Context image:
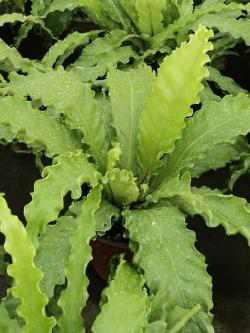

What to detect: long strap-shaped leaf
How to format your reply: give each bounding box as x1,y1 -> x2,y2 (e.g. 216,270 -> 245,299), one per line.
9,68 -> 111,171
152,1 -> 248,48
92,260 -> 149,333
25,151 -> 100,240
58,187 -> 101,333
0,196 -> 55,332
43,0 -> 113,29
108,66 -> 153,173
42,31 -> 100,67
0,13 -> 53,39
126,205 -> 213,332
138,26 -> 213,179
70,30 -> 137,83
194,10 -> 250,46
177,186 -> 250,242
0,96 -> 81,157
135,0 -> 166,35
35,216 -> 75,298
159,93 -> 250,186
150,175 -> 250,243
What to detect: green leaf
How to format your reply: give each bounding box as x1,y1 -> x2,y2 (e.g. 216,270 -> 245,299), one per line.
92,260 -> 149,333
126,204 -> 213,332
229,154 -> 250,190
35,216 -> 75,298
135,0 -> 166,35
0,13 -> 27,26
191,138 -> 249,178
70,30 -> 137,83
160,94 -> 250,184
58,187 -> 101,333
25,151 -> 100,240
138,26 -> 213,178
108,66 -> 153,173
194,13 -> 250,46
0,38 -> 32,72
0,195 -> 55,332
177,186 -> 250,242
44,0 -> 111,29
9,68 -> 111,170
0,14 -> 53,40
0,96 -> 81,157
42,31 -> 100,67
152,1 -> 246,48
15,22 -> 35,48
208,67 -> 246,95
0,303 -> 20,333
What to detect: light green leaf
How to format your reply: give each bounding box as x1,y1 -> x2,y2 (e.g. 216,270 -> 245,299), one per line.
92,260 -> 149,333
135,0 -> 166,35
0,303 -> 20,333
35,216 -> 75,298
167,305 -> 202,333
31,0 -> 53,16
119,0 -> 138,28
126,205 -> 213,332
9,68 -> 111,170
106,142 -> 122,171
178,0 -> 194,16
96,200 -> 120,234
105,168 -> 140,206
0,96 -> 81,157
101,0 -> 134,31
70,30 -> 137,83
0,196 -> 55,332
108,66 -> 153,173
42,31 -> 100,67
160,94 -> 250,184
138,26 -> 213,178
25,151 -> 100,240
58,187 -> 101,333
